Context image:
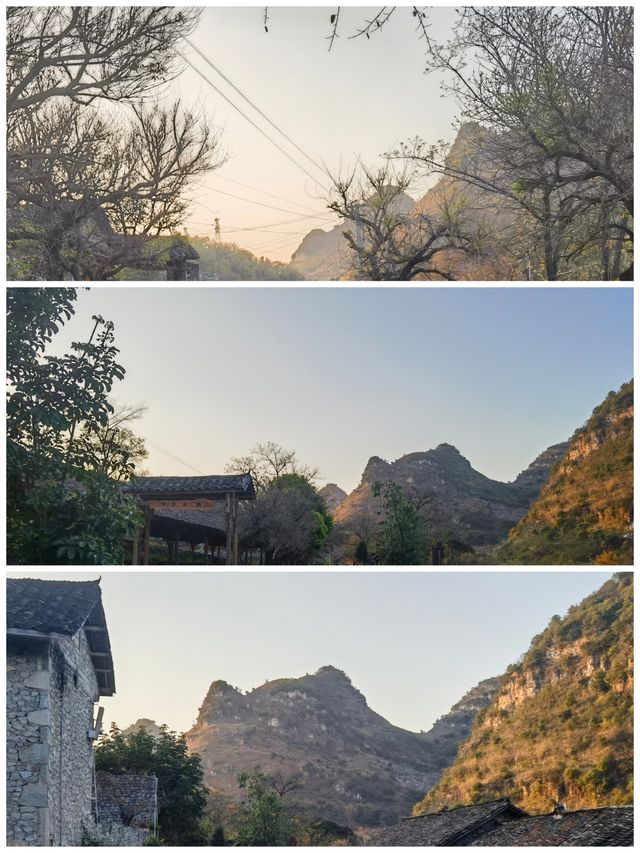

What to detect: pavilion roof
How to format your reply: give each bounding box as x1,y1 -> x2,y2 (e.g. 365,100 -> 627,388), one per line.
123,474 -> 255,502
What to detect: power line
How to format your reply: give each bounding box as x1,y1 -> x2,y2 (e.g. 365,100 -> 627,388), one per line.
185,37 -> 329,181
144,437 -> 206,476
183,55 -> 328,191
211,173 -> 324,215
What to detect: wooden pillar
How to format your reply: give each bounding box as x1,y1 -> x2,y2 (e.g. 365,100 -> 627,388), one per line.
132,530 -> 141,566
142,506 -> 153,566
204,542 -> 209,565
232,493 -> 239,565
225,493 -> 232,565
173,535 -> 180,565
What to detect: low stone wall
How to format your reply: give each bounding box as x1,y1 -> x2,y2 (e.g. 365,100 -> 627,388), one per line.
95,772 -> 158,830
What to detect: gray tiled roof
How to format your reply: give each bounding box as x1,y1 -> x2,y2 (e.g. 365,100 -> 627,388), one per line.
7,578 -> 115,696
472,806 -> 634,846
7,578 -> 102,635
123,474 -> 255,500
372,800 -> 527,846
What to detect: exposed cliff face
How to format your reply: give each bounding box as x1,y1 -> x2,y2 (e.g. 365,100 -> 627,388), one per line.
334,442 -> 567,547
501,381 -> 633,564
419,677 -> 502,766
415,573 -> 633,816
185,666 -> 496,830
320,483 -> 348,514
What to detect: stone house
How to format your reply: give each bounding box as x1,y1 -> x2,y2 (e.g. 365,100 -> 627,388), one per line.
6,578 -> 115,846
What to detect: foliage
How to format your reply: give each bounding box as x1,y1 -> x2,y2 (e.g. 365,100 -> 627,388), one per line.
71,402 -> 149,481
416,573 -> 633,814
6,288 -> 142,564
500,381 -> 633,565
95,724 -> 209,846
237,772 -> 292,846
242,473 -> 333,564
120,237 -> 305,281
373,481 -> 429,565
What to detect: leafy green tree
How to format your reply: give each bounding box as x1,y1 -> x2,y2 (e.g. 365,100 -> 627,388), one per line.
373,481 -> 429,565
6,288 -> 142,564
237,772 -> 292,847
71,402 -> 149,480
95,724 -> 208,846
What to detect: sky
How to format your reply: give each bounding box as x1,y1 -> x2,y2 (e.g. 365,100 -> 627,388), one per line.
166,6 -> 461,259
42,286 -> 633,493
6,570 -> 615,734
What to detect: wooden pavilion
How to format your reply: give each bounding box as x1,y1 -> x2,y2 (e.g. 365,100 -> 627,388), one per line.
122,474 -> 255,565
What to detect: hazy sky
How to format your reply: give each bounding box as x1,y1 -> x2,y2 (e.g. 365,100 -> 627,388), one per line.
43,286 -> 633,493
7,571 -> 615,733
170,6 -> 461,259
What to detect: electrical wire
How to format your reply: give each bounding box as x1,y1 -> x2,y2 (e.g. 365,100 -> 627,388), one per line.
185,37 -> 329,181
183,55 -> 328,191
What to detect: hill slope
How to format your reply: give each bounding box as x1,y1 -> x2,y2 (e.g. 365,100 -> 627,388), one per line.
500,381 -> 633,564
185,665 -> 497,830
415,573 -> 633,816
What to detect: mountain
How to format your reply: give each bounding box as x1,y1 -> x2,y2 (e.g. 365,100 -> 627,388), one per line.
500,381 -> 633,564
319,483 -> 348,513
415,573 -> 633,816
185,665 -> 497,830
333,442 -> 568,548
289,124 -> 516,281
121,718 -> 164,738
290,190 -> 415,280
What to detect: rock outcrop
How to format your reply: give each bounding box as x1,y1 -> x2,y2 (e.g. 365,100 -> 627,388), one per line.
185,665 -> 498,830
334,442 -> 567,547
319,483 -> 348,514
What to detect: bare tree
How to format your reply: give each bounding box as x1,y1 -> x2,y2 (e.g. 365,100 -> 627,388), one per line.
7,7 -> 224,280
328,160 -> 488,280
390,6 -> 633,280
7,6 -> 200,114
226,441 -> 320,493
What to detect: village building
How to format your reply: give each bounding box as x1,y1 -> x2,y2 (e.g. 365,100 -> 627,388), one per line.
372,799 -> 528,846
123,473 -> 256,565
6,578 -> 115,846
471,804 -> 634,846
372,799 -> 634,847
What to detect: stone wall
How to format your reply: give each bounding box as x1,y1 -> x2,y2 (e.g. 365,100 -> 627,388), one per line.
48,631 -> 100,846
96,772 -> 157,830
6,630 -> 100,847
6,637 -> 51,846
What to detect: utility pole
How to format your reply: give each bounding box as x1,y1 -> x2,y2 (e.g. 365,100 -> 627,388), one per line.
214,217 -> 221,241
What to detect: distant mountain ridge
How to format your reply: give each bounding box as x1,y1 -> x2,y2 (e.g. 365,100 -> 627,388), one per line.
183,665 -> 498,830
333,441 -> 568,547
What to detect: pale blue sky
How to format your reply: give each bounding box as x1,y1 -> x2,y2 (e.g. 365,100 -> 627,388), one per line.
45,287 -> 633,492
7,571 -> 616,733
169,7 -> 461,259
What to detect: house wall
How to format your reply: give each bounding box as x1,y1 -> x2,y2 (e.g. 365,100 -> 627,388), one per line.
48,631 -> 100,846
6,637 -> 52,846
